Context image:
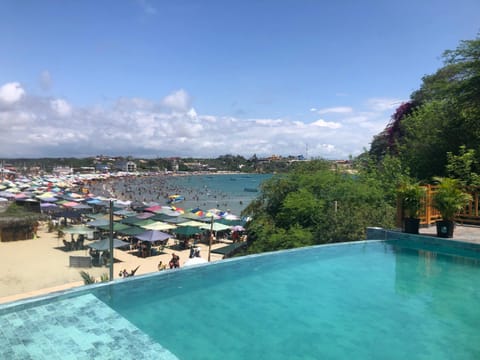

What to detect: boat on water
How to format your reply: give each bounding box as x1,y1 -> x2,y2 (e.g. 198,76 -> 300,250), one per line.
167,194 -> 185,204
244,187 -> 258,192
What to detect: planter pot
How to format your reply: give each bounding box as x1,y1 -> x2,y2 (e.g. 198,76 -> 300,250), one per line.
403,218 -> 420,234
436,220 -> 455,238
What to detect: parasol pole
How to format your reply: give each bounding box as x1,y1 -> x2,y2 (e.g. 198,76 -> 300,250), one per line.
208,215 -> 214,262
109,200 -> 114,281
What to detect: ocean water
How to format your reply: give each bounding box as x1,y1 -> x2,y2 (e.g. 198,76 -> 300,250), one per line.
164,173 -> 271,215
96,173 -> 272,216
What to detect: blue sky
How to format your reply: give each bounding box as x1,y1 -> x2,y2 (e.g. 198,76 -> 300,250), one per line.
0,0 -> 479,159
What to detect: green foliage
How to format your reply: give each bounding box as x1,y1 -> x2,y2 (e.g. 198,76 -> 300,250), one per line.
244,160 -> 395,253
432,177 -> 472,221
368,34 -> 480,182
79,271 -> 96,285
446,146 -> 480,186
100,273 -> 109,282
398,100 -> 453,180
358,153 -> 410,206
397,180 -> 425,218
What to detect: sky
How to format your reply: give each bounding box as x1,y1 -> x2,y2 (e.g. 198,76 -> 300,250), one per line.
0,1 -> 479,160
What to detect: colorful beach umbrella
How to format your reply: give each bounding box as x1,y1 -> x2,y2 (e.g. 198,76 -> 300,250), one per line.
142,221 -> 177,231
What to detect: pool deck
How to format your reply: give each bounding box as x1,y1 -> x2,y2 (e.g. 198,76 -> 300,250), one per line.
418,223 -> 480,244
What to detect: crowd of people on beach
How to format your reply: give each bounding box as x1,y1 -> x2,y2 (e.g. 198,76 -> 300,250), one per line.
84,173 -> 254,215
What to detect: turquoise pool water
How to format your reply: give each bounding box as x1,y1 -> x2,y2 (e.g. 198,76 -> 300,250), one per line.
2,237 -> 480,359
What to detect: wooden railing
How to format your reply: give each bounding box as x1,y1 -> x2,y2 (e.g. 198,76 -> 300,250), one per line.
419,185 -> 441,225
398,185 -> 480,226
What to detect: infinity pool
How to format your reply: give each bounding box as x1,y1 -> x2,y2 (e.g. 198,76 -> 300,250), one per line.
2,234 -> 480,359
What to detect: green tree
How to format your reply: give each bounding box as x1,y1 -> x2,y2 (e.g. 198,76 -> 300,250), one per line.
399,100 -> 454,180
368,34 -> 480,181
243,160 -> 395,253
446,146 -> 480,186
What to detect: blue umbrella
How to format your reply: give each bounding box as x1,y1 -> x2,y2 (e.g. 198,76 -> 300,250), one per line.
87,238 -> 130,251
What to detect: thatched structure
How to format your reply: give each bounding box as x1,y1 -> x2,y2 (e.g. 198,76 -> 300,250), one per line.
0,204 -> 42,242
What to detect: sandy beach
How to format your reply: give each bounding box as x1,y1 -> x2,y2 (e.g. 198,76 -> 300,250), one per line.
0,221 -> 227,304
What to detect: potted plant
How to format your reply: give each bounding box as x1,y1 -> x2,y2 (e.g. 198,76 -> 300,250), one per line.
398,181 -> 425,234
432,177 -> 472,238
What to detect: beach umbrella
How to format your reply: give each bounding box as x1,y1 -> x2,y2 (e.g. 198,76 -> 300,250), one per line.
160,217 -> 188,225
14,193 -> 29,199
145,204 -> 163,213
121,216 -> 145,225
88,238 -> 130,251
63,225 -> 93,235
85,198 -> 103,205
231,225 -> 245,231
40,202 -> 57,208
114,209 -> 137,217
38,197 -> 58,202
172,226 -> 206,237
87,219 -> 110,227
135,219 -> 157,228
37,192 -> 58,199
160,208 -> 183,216
179,212 -> 201,221
142,221 -> 177,231
116,226 -> 145,236
0,191 -> 14,198
72,203 -> 93,213
97,222 -> 131,232
170,206 -> 184,214
178,220 -> 205,227
114,199 -> 131,207
199,222 -> 231,232
136,230 -> 170,242
62,201 -> 80,208
130,201 -> 145,210
136,212 -> 155,219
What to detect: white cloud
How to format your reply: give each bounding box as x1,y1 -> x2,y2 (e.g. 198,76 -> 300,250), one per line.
50,99 -> 72,117
187,108 -> 197,119
254,119 -> 283,126
161,89 -> 191,112
316,106 -> 353,115
0,82 -> 25,104
311,119 -> 342,129
366,98 -> 403,112
0,83 -> 401,160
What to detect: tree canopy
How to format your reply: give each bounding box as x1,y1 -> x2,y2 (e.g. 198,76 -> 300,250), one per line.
242,160 -> 395,253
369,34 -> 480,182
